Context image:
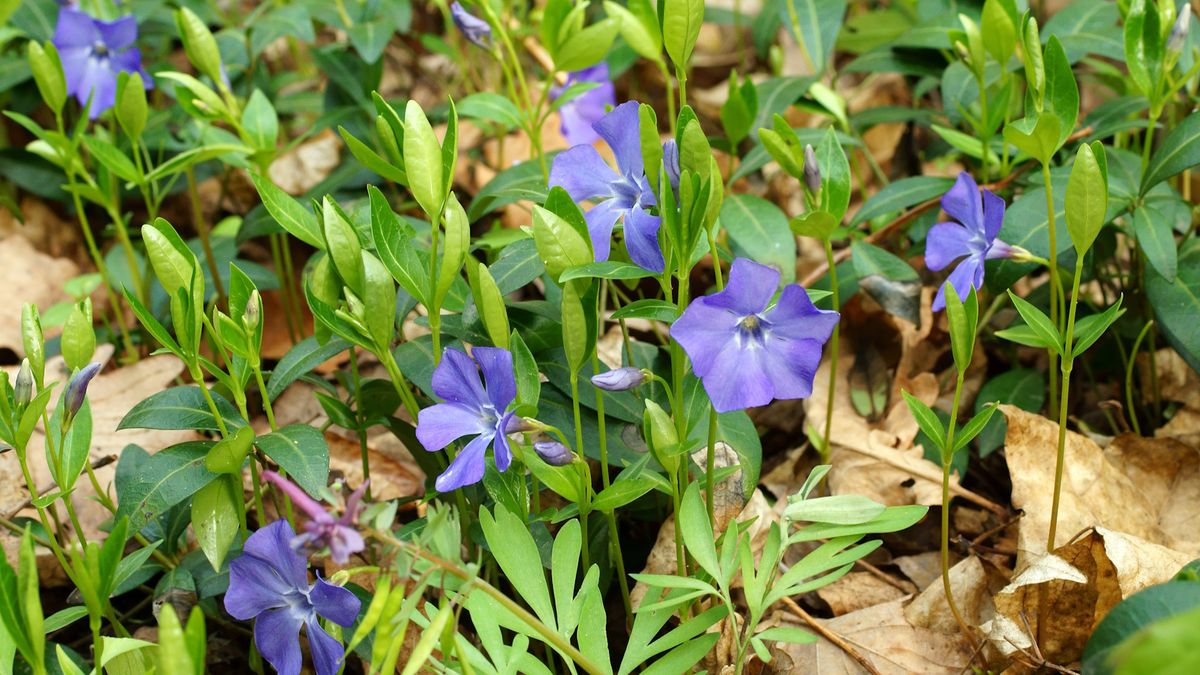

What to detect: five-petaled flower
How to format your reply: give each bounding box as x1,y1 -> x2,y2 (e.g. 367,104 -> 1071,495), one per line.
549,100 -> 666,273
925,172 -> 1015,311
224,520 -> 361,675
416,347 -> 520,491
53,8 -> 151,119
261,471 -> 366,565
450,2 -> 491,48
550,64 -> 615,146
671,258 -> 839,413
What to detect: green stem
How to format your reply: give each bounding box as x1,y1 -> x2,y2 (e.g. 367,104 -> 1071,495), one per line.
940,370 -> 976,652
569,371 -> 590,573
704,407 -> 718,527
659,59 -> 677,132
380,347 -> 423,421
1125,321 -> 1154,437
1042,162 -> 1061,415
821,240 -> 840,463
1047,258 -> 1084,552
978,73 -> 991,183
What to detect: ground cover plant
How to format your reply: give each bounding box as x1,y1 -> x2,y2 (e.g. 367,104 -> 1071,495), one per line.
3,0 -> 1200,672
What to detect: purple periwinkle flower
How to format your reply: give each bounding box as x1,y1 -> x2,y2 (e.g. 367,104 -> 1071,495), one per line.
450,2 -> 491,48
550,64 -> 616,146
416,347 -> 519,492
64,362 -> 101,421
925,172 -> 1014,312
261,471 -> 365,565
52,8 -> 151,119
550,101 -> 666,273
224,520 -> 361,675
533,440 -> 574,466
591,367 -> 645,392
670,259 -> 839,413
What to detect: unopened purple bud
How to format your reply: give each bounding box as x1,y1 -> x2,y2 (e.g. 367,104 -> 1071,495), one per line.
591,367 -> 645,392
65,362 -> 101,420
803,144 -> 821,194
450,2 -> 491,48
534,440 -> 574,466
14,359 -> 32,409
1169,6 -> 1191,56
662,139 -> 681,193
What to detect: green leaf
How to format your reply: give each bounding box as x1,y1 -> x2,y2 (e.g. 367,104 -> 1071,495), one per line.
953,403 -> 999,453
468,157 -> 549,220
1082,581 -> 1200,674
662,0 -> 704,67
1042,35 -> 1079,151
249,173 -> 324,249
510,330 -> 541,414
591,477 -> 657,512
255,425 -> 330,497
850,176 -> 953,226
561,281 -> 591,373
533,203 -> 592,281
943,284 -> 978,373
340,125 -> 407,184
118,386 -> 245,432
815,128 -> 851,220
1065,142 -> 1107,253
1131,203 -> 1178,282
721,194 -> 795,282
785,0 -> 846,74
241,89 -> 279,152
1004,291 -> 1063,356
555,18 -> 619,71
266,336 -> 351,400
192,475 -> 240,572
1142,111 -> 1200,195
1147,238 -> 1200,373
115,442 -> 219,531
901,390 -> 945,451
457,92 -> 523,129
559,261 -> 655,283
83,136 -> 139,183
403,101 -> 445,219
610,299 -> 679,322
369,185 -> 429,303
322,197 -> 365,294
974,368 -> 1044,456
205,426 -> 255,474
1072,298 -> 1124,358
604,0 -> 661,61
479,507 -> 556,630
679,483 -> 720,579
784,494 -> 885,525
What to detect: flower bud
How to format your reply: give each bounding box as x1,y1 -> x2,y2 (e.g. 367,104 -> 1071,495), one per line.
65,362 -> 101,422
803,144 -> 821,195
28,41 -> 66,114
14,359 -> 33,410
643,399 -> 678,454
662,139 -> 681,193
591,367 -> 646,392
533,440 -> 574,466
1169,5 -> 1192,57
175,7 -> 225,88
242,289 -> 261,331
450,2 -> 492,49
21,304 -> 44,387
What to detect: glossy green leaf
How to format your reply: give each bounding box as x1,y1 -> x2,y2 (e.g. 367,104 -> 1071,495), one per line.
192,475 -> 240,571
255,424 -> 330,497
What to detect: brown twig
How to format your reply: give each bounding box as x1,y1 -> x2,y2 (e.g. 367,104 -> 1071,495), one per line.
781,596 -> 883,675
800,126 -> 1095,288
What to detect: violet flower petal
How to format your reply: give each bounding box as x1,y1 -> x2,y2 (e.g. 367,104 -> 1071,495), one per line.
431,348 -> 488,407
262,471 -> 330,524
549,144 -> 619,201
940,172 -> 984,234
584,199 -> 623,262
492,420 -> 513,472
624,205 -> 665,273
305,616 -> 347,675
253,607 -> 305,675
434,432 -> 491,492
416,401 -> 490,451
475,346 -> 516,411
705,258 -> 778,315
594,101 -> 644,177
224,555 -> 294,619
310,577 -> 361,626
981,188 -> 1005,240
932,254 -> 985,311
241,520 -> 309,590
924,222 -> 973,271
765,286 -> 840,343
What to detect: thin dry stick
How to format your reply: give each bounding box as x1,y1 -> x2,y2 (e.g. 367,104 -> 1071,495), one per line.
781,596 -> 882,675
834,436 -> 1006,516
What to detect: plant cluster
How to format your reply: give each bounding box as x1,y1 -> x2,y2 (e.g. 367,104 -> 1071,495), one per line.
1,0 -> 1199,673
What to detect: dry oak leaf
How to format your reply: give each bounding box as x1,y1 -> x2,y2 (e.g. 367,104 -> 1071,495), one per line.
904,556 -> 1008,634
269,129 -> 342,195
777,596 -> 973,674
817,571 -> 908,616
981,528 -> 1193,669
1001,405 -> 1200,568
0,234 -> 79,354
